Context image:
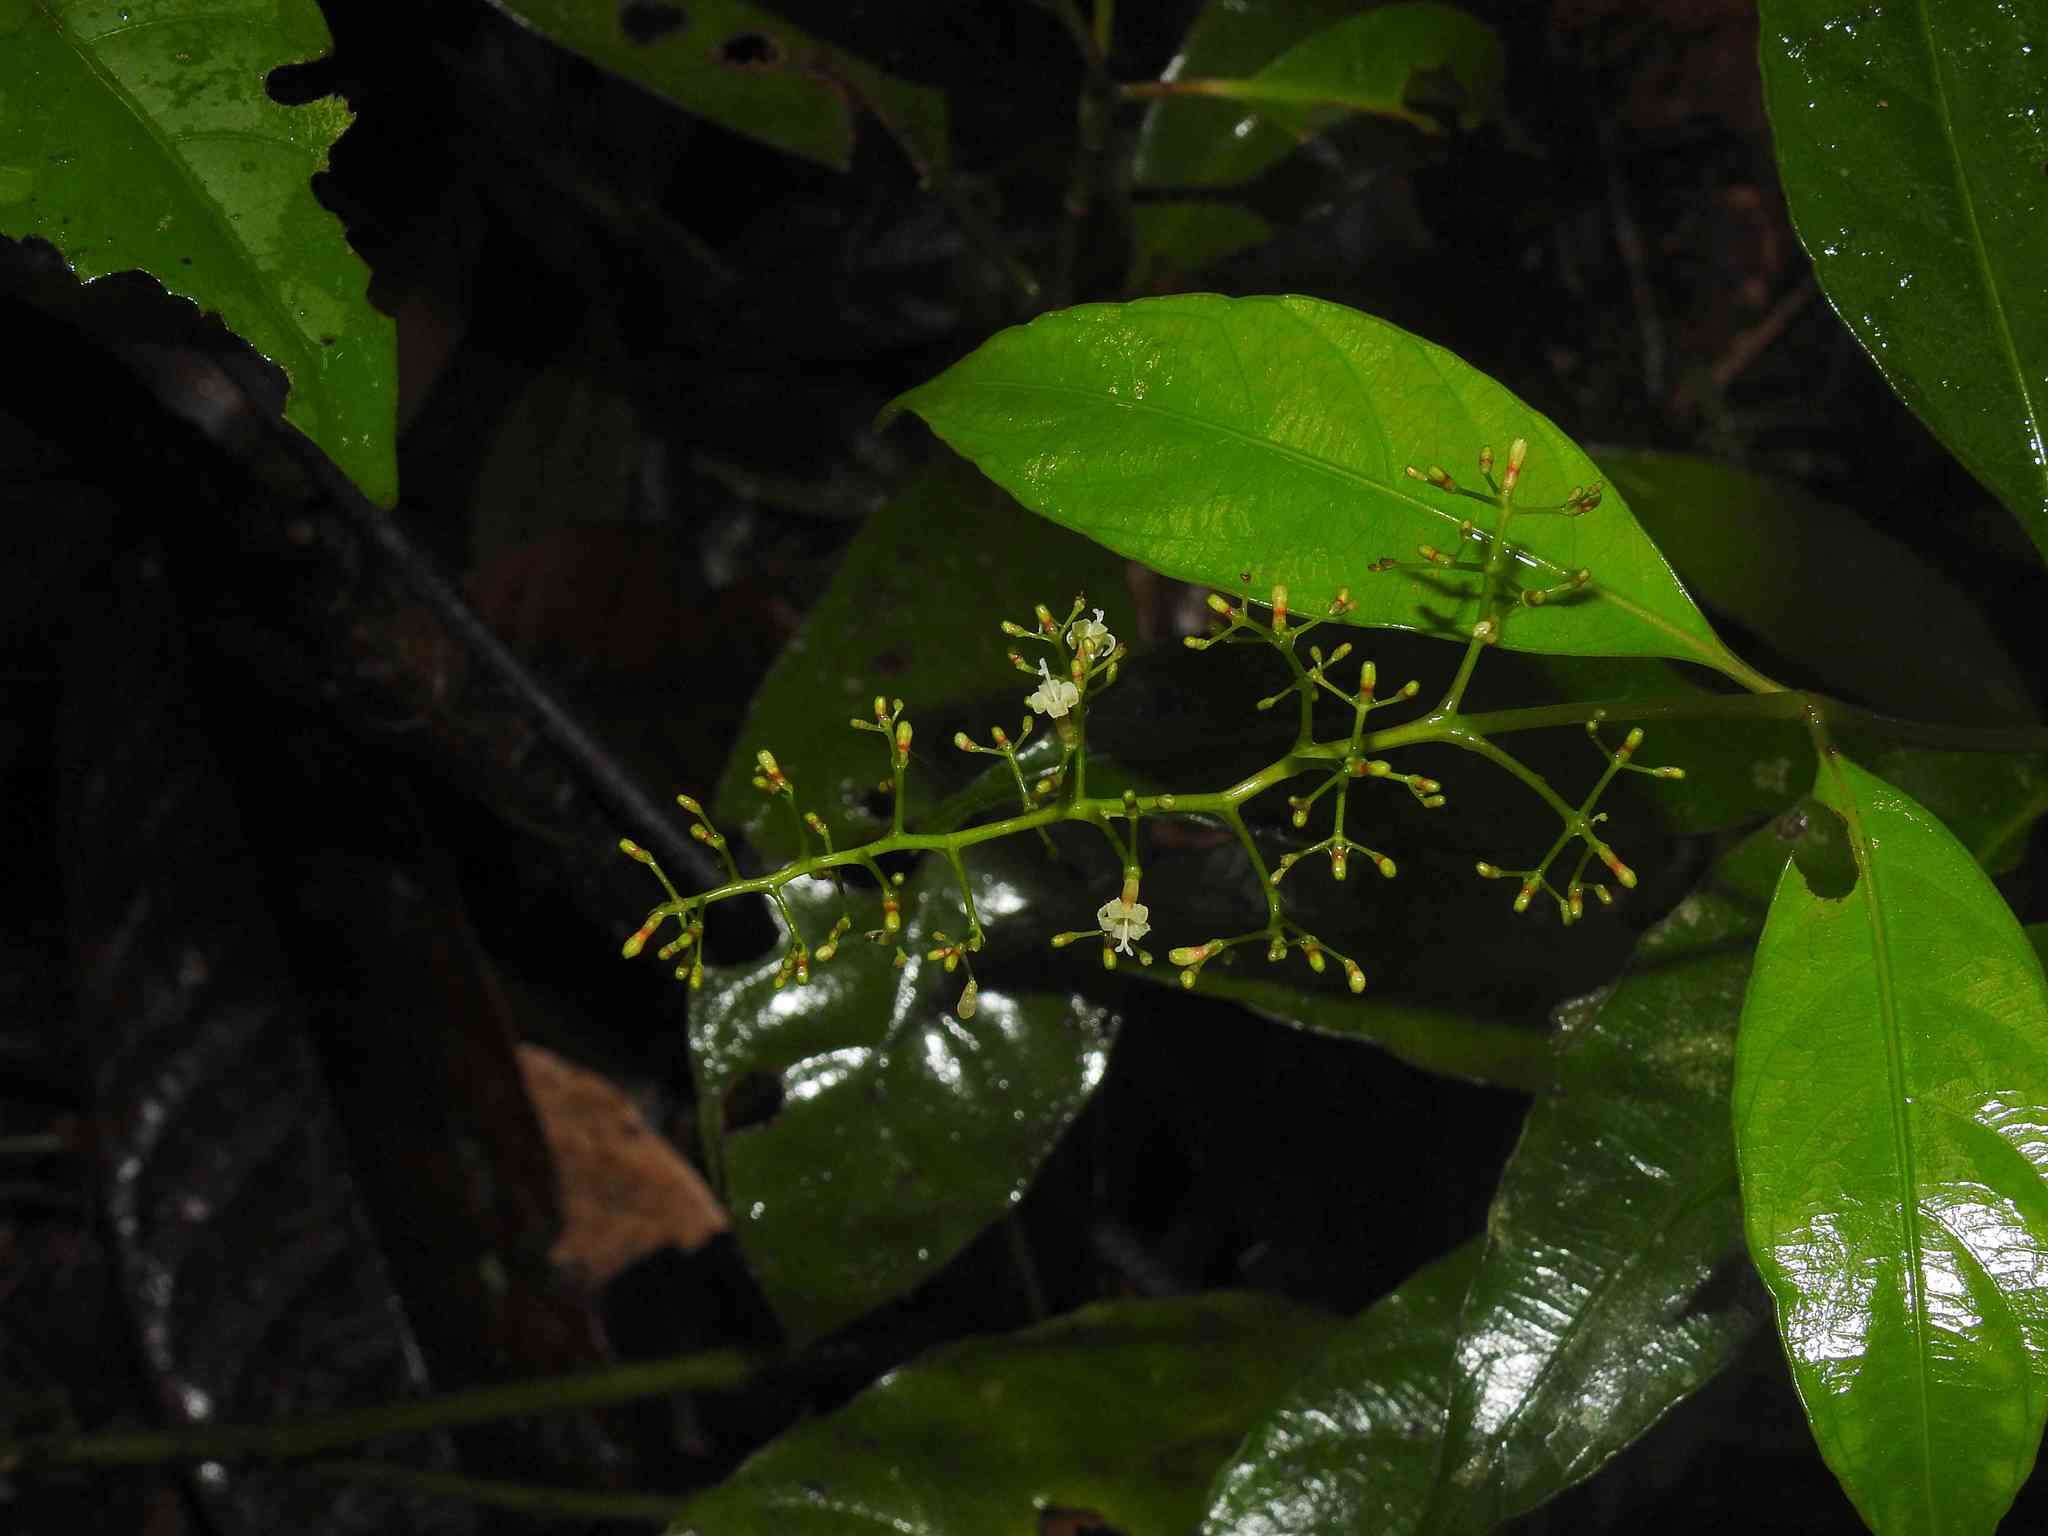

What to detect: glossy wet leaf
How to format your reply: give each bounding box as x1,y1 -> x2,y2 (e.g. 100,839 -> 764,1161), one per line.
1202,832 -> 1781,1534
1127,201 -> 1273,292
676,1291 -> 1338,1535
1735,754 -> 2048,1535
1595,450 -> 2034,722
481,0 -> 946,176
1201,1242 -> 1480,1536
691,862 -> 1112,1348
893,295 -> 1742,671
684,463 -> 1129,1345
1759,0 -> 2048,562
1417,828 -> 1782,1531
1133,2 -> 1503,189
0,0 -> 397,502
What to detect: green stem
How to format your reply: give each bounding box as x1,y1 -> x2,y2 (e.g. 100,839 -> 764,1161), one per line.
6,1351 -> 757,1471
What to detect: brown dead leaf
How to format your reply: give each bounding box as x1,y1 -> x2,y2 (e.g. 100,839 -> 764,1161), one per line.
517,1043 -> 728,1288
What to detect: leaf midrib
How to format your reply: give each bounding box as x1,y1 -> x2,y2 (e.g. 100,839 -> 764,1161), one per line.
945,375 -> 1733,670
1914,0 -> 2048,513
38,0 -> 314,383
1824,751 -> 1939,1533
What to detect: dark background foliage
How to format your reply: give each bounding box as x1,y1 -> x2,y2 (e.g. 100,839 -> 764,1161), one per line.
3,1 -> 2038,1531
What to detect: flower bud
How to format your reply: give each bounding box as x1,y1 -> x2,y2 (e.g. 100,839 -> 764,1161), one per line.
956,979 -> 978,1020
619,839 -> 653,864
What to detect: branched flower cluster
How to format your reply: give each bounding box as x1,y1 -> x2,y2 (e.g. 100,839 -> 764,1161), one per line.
620,437 -> 1685,1014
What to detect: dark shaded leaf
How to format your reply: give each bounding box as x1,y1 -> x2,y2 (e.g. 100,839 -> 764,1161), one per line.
58,548 -> 463,1534
1134,2 -> 1502,188
1760,0 -> 2048,561
678,1292 -> 1339,1535
1596,449 -> 2034,722
480,0 -> 947,175
1127,201 -> 1273,291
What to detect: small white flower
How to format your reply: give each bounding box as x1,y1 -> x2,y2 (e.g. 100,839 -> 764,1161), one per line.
1067,607 -> 1114,657
1096,894 -> 1150,954
1026,659 -> 1081,718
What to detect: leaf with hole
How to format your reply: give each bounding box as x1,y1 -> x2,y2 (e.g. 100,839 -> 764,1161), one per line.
1759,0 -> 2048,563
892,294 -> 1746,672
480,0 -> 947,176
684,462 -> 1131,1345
1735,754 -> 2048,1535
0,0 -> 397,502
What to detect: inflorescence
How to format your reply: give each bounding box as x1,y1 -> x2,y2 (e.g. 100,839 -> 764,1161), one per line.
620,438 -> 1684,1014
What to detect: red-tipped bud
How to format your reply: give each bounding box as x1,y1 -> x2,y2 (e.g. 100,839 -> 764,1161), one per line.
676,792 -> 703,815
619,838 -> 653,864
621,919 -> 659,959
1600,848 -> 1638,888
1344,959 -> 1366,994
1206,592 -> 1234,616
1514,882 -> 1537,913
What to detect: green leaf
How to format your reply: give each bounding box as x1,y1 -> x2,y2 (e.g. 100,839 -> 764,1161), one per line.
1204,831 -> 1782,1535
892,294 -> 1744,671
677,1292 -> 1340,1536
1127,201 -> 1274,292
0,0 -> 397,502
1202,1242 -> 1481,1536
1418,828 -> 1781,1531
1595,450 -> 2034,722
684,462 -> 1131,1345
1735,753 -> 2048,1534
479,0 -> 946,176
1133,2 -> 1503,189
1759,0 -> 2048,563
691,862 -> 1113,1348
1856,741 -> 2048,880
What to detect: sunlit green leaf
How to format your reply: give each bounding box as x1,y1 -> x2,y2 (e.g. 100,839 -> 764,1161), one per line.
0,0 -> 397,502
1759,0 -> 2048,562
1735,754 -> 2048,1534
1134,2 -> 1503,189
677,1292 -> 1339,1535
682,463 -> 1130,1345
1201,1242 -> 1480,1536
480,0 -> 946,175
892,295 -> 1746,672
1596,449 -> 2034,722
1127,201 -> 1273,292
